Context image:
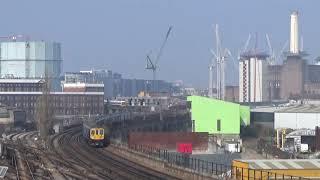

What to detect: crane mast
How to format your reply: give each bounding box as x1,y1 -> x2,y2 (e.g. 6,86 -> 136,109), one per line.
210,24 -> 227,100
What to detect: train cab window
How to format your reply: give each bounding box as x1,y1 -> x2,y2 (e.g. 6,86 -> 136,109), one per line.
91,130 -> 95,135
99,129 -> 104,135
96,130 -> 99,135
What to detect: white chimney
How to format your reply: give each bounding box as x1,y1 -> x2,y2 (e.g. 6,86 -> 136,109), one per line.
290,11 -> 299,54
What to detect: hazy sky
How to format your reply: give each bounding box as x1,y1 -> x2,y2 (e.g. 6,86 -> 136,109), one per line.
1,0 -> 319,88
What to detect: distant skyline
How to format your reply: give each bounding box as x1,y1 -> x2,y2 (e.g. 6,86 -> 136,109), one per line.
0,0 -> 319,88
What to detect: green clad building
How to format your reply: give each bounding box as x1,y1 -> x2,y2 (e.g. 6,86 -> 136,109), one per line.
187,96 -> 250,135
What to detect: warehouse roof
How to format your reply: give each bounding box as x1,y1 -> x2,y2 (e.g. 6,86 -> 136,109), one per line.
276,104 -> 320,113
252,104 -> 320,113
236,159 -> 320,170
251,106 -> 286,113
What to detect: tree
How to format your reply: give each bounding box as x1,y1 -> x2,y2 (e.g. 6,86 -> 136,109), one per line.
35,71 -> 54,146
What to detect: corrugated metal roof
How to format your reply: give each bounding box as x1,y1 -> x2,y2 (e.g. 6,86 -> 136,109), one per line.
276,104 -> 320,113
252,105 -> 320,113
251,106 -> 286,113
238,159 -> 320,169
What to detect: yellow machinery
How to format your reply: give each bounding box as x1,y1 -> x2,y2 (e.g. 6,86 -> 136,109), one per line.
276,128 -> 286,149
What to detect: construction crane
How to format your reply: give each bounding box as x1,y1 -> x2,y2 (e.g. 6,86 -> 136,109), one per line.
265,34 -> 290,66
266,34 -> 275,65
209,24 -> 229,100
146,26 -> 173,92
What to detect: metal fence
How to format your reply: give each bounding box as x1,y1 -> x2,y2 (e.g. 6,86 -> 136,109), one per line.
116,143 -> 311,180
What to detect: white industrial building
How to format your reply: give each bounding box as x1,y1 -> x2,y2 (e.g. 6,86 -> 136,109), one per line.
251,104 -> 320,130
274,105 -> 320,129
239,51 -> 270,103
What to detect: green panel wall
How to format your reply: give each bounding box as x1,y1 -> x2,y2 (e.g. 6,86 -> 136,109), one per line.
187,96 -> 241,134
240,105 -> 250,126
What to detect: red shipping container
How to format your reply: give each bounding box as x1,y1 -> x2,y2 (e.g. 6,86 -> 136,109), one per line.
177,143 -> 192,154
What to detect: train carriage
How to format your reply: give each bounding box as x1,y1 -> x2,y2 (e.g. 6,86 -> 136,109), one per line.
82,118 -> 110,147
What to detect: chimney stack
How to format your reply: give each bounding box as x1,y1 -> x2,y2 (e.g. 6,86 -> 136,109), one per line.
290,11 -> 299,54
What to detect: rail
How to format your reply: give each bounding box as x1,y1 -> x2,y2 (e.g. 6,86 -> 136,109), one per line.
12,153 -> 20,180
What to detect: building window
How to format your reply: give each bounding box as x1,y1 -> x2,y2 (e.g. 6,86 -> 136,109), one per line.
217,119 -> 221,132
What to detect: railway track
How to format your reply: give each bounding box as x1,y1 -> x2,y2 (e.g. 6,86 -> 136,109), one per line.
5,127 -> 181,180
53,127 -> 180,180
6,131 -> 55,180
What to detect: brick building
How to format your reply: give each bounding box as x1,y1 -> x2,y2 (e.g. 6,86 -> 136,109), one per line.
0,79 -> 104,121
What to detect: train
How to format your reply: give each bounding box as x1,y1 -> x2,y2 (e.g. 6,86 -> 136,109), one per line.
82,117 -> 110,147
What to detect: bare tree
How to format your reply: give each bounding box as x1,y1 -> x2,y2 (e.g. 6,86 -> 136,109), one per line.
35,70 -> 54,146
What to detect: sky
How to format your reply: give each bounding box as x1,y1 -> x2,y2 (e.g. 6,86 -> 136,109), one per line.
0,0 -> 319,88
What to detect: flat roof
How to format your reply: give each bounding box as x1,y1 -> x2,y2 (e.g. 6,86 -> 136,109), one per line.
236,159 -> 320,170
251,106 -> 286,113
63,83 -> 104,88
252,104 -> 320,113
0,79 -> 44,83
0,92 -> 104,95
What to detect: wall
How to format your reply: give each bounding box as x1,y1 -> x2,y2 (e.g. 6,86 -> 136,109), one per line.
0,93 -> 104,121
251,111 -> 274,129
316,126 -> 320,151
268,65 -> 281,100
274,112 -> 320,129
225,86 -> 239,102
240,105 -> 250,126
187,96 -> 248,135
128,132 -> 208,151
280,57 -> 305,100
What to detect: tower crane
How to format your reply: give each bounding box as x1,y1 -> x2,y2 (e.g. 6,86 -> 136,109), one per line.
145,26 -> 173,92
209,24 -> 229,100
